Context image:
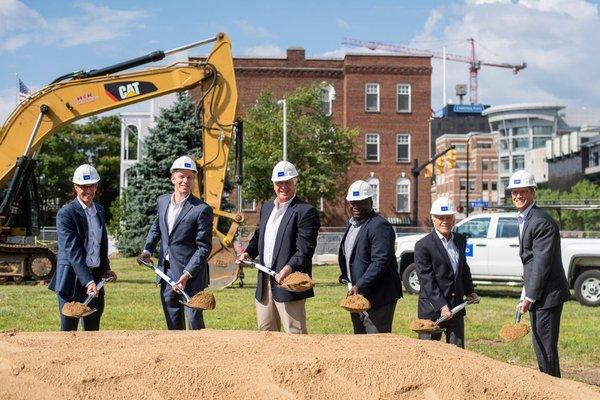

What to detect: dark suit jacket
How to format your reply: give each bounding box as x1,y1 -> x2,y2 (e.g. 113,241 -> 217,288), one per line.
49,200 -> 110,299
520,204 -> 570,310
144,193 -> 213,296
414,231 -> 475,320
338,211 -> 402,308
246,196 -> 320,302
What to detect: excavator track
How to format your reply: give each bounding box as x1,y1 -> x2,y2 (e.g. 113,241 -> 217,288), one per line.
0,243 -> 56,283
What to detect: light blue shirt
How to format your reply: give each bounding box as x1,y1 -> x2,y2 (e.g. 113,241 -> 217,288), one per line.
435,229 -> 459,276
517,202 -> 535,239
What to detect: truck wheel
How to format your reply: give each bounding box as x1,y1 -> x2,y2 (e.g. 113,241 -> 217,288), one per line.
574,270 -> 600,307
402,263 -> 420,294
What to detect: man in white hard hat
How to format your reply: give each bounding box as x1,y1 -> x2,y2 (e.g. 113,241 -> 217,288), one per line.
338,180 -> 403,334
236,161 -> 320,334
49,164 -> 117,331
138,155 -> 213,330
414,196 -> 478,348
508,170 -> 569,377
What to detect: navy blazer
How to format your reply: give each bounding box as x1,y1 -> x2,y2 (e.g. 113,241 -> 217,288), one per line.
414,231 -> 475,320
520,205 -> 570,310
338,211 -> 402,308
49,200 -> 110,299
246,196 -> 320,302
144,193 -> 213,296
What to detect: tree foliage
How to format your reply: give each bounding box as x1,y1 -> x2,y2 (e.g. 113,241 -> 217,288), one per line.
115,93 -> 202,256
242,84 -> 357,207
536,180 -> 600,231
36,115 -> 120,225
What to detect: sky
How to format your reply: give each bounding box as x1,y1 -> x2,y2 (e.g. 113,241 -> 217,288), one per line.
2,0 -> 600,123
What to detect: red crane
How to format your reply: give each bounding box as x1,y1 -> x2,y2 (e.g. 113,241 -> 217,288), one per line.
342,38 -> 527,104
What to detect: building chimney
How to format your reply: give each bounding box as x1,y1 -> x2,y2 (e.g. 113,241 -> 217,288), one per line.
287,47 -> 305,61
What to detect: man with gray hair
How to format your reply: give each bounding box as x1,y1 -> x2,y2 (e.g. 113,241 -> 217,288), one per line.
237,161 -> 320,334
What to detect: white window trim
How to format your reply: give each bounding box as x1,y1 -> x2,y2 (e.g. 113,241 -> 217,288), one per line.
321,83 -> 335,117
395,177 -> 410,213
365,133 -> 380,163
396,84 -> 411,113
366,177 -> 380,212
241,198 -> 256,212
365,83 -> 380,112
396,133 -> 411,163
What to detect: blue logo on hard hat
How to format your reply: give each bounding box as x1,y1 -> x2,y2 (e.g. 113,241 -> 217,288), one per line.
278,171 -> 284,177
353,191 -> 360,196
515,179 -> 521,184
184,162 -> 192,168
441,206 -> 448,211
83,175 -> 91,180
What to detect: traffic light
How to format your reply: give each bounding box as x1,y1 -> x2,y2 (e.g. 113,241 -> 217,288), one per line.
435,156 -> 445,175
424,164 -> 433,178
446,149 -> 457,169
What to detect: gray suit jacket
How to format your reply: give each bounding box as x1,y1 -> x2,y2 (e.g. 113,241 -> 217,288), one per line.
144,193 -> 213,295
520,204 -> 570,310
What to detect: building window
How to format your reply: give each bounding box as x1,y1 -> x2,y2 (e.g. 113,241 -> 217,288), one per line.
513,155 -> 525,170
396,84 -> 411,113
125,124 -> 138,160
365,134 -> 380,162
241,198 -> 256,212
492,182 -> 498,191
460,179 -> 476,191
492,160 -> 498,172
396,177 -> 410,212
482,160 -> 489,171
321,83 -> 335,116
396,134 -> 410,163
454,144 -> 466,152
365,83 -> 379,112
482,182 -> 489,191
366,176 -> 380,212
477,142 -> 492,149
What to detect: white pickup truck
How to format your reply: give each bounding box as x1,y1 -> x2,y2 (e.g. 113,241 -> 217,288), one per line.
395,213 -> 600,307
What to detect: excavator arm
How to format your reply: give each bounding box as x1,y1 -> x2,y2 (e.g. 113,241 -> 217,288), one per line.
0,33 -> 243,284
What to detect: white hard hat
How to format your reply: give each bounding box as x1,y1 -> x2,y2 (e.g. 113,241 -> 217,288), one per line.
430,196 -> 456,215
506,170 -> 537,189
271,161 -> 298,182
346,180 -> 373,201
72,164 -> 100,185
170,156 -> 198,173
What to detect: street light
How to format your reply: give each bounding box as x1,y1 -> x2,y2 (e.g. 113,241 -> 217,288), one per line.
465,131 -> 487,217
277,99 -> 287,161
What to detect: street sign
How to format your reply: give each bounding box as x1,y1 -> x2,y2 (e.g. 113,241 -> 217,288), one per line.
470,200 -> 488,208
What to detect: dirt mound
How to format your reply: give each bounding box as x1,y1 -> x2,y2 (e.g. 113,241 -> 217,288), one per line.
340,294 -> 371,312
187,292 -> 216,310
281,272 -> 314,292
1,330 -> 599,400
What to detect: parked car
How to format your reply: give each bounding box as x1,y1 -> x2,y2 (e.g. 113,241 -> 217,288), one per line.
395,213 -> 600,307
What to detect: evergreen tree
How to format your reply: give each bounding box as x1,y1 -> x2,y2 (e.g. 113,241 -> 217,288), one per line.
115,93 -> 202,255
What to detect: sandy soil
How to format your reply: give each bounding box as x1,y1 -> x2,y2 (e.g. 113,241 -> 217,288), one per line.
1,329 -> 599,400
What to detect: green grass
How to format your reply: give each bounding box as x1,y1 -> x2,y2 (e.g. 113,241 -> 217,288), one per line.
1,259 -> 599,379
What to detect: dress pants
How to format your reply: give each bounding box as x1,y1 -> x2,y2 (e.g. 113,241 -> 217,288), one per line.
255,275 -> 307,334
350,301 -> 397,334
57,288 -> 104,331
418,315 -> 465,348
531,303 -> 563,377
160,263 -> 204,330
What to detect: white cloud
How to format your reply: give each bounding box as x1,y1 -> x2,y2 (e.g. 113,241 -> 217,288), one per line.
0,86 -> 17,124
234,20 -> 271,38
243,44 -> 285,57
0,1 -> 146,53
416,0 -> 600,108
336,18 -> 350,30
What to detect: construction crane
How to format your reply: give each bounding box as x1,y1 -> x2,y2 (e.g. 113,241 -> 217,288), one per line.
342,38 -> 527,104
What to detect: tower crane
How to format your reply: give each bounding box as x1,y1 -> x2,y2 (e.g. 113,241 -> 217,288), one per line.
342,38 -> 527,104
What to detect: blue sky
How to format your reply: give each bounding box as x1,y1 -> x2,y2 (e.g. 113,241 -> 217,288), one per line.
2,0 -> 600,123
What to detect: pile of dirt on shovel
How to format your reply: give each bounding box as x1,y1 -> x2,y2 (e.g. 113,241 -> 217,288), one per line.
61,302 -> 91,318
187,292 -> 216,310
1,330 -> 599,400
281,272 -> 314,292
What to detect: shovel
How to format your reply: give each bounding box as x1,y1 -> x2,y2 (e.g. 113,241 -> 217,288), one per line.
240,260 -> 313,292
61,278 -> 109,318
410,296 -> 480,334
339,278 -> 376,328
137,258 -> 203,310
499,308 -> 530,342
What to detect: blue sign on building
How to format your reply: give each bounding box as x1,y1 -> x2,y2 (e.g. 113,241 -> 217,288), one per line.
453,104 -> 485,113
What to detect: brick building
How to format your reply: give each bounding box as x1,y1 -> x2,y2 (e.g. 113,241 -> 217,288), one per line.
191,48 -> 432,226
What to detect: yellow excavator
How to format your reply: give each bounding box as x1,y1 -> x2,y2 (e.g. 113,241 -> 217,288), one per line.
0,32 -> 244,285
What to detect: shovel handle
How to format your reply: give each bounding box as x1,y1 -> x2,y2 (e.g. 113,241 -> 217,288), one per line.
82,279 -> 106,306
137,258 -> 191,302
241,260 -> 277,278
515,310 -> 522,324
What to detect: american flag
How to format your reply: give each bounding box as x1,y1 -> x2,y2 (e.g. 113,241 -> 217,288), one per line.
18,78 -> 32,102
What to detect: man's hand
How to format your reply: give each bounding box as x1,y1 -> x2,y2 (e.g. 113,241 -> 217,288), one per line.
348,285 -> 359,296
137,250 -> 152,266
103,270 -> 117,282
440,304 -> 453,320
173,273 -> 190,294
467,292 -> 480,304
86,282 -> 99,297
235,252 -> 251,265
518,299 -> 531,314
274,265 -> 292,285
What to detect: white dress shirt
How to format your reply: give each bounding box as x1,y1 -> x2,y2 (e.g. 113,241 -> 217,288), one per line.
165,193 -> 189,261
434,229 -> 459,276
343,218 -> 364,282
263,196 -> 295,269
518,202 -> 536,303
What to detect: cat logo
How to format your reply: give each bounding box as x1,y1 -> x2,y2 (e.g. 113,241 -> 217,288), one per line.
104,81 -> 158,102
